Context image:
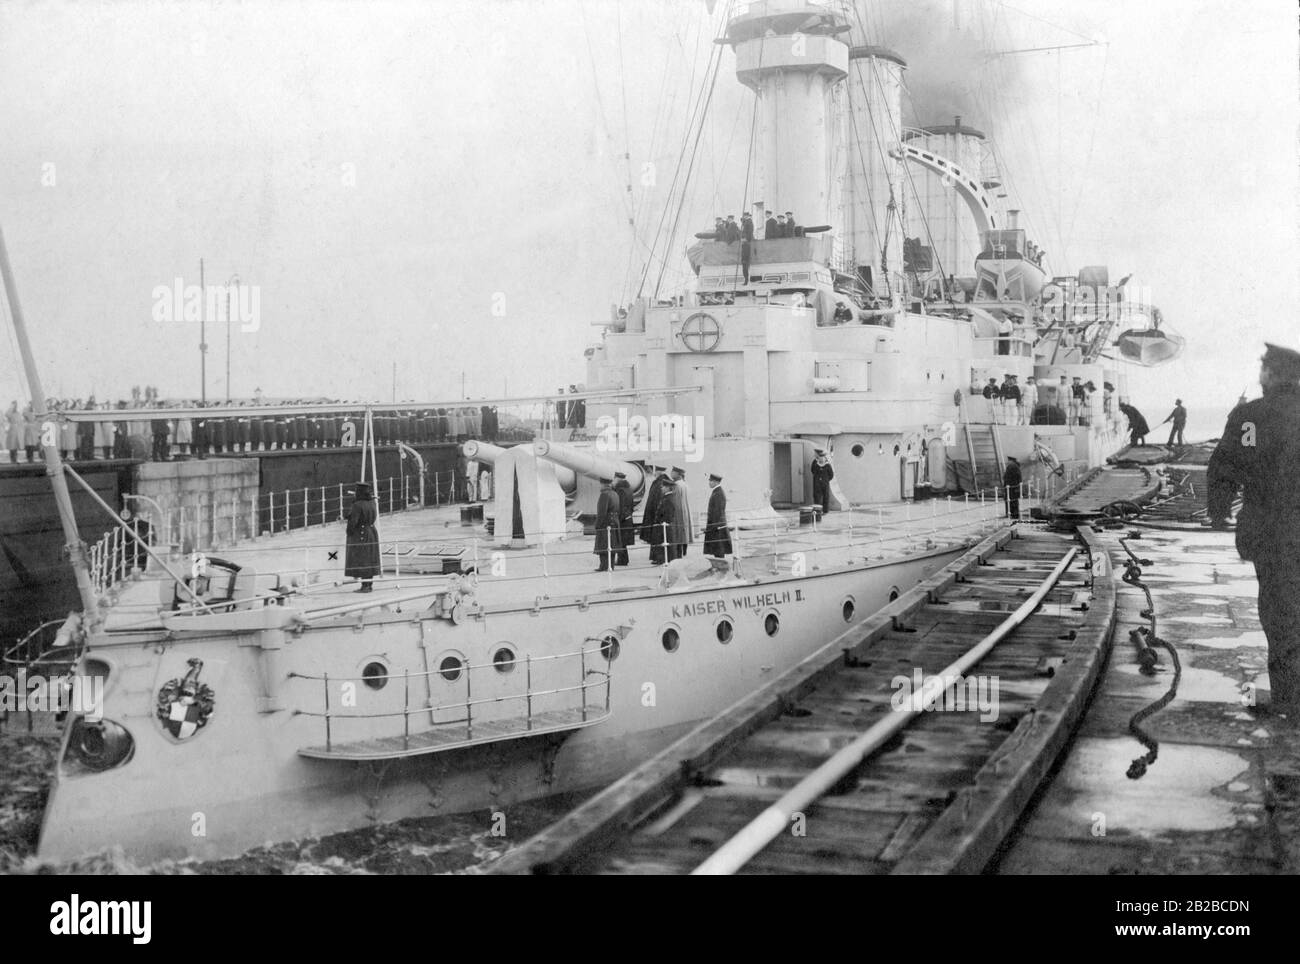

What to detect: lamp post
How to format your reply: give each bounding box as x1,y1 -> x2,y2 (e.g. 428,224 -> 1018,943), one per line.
225,274 -> 240,403
199,258 -> 206,404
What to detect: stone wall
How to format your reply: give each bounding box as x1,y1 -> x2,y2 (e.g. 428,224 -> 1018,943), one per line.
133,458 -> 260,554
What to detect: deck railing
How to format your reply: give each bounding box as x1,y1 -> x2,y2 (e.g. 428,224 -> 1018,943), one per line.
289,644 -> 613,753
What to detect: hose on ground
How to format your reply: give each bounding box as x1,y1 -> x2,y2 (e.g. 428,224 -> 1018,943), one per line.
1116,533 -> 1181,779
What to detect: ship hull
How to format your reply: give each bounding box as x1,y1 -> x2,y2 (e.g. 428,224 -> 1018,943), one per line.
38,543 -> 966,863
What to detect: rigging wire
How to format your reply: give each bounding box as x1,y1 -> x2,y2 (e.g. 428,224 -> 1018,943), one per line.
636,2 -> 729,299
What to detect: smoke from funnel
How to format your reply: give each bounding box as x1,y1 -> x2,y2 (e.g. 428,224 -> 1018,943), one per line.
866,0 -> 1020,130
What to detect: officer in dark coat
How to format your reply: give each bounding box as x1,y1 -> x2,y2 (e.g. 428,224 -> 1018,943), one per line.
612,471 -> 635,567
1208,342 -> 1300,717
764,211 -> 778,239
703,473 -> 732,560
723,216 -> 741,244
811,448 -> 834,512
1003,456 -> 1022,519
344,481 -> 380,592
740,213 -> 754,243
593,476 -> 624,571
640,464 -> 671,565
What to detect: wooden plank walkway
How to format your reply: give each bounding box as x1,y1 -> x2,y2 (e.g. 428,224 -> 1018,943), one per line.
490,524 -> 1116,875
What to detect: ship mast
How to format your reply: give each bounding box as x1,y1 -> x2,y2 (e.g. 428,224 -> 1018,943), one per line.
0,221 -> 101,626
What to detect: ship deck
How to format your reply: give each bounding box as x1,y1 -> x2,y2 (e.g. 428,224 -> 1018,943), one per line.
98,496 -> 1012,633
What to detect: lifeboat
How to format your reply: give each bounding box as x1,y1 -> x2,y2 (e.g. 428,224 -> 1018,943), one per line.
1116,309 -> 1184,365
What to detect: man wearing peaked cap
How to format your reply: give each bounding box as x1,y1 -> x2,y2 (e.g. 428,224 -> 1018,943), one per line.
594,476 -> 623,572
1003,456 -> 1022,520
704,472 -> 732,565
1208,341 -> 1300,718
663,467 -> 693,561
640,464 -> 671,565
612,472 -> 634,567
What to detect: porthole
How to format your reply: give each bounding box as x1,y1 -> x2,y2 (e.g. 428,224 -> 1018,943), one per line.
842,597 -> 856,622
601,634 -> 621,661
888,587 -> 900,603
662,628 -> 680,653
492,647 -> 516,674
439,656 -> 463,682
362,661 -> 388,691
764,613 -> 780,637
716,618 -> 734,644
851,443 -> 865,458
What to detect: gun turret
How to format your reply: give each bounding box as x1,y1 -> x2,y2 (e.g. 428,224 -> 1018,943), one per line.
462,440 -> 578,492
532,440 -> 645,494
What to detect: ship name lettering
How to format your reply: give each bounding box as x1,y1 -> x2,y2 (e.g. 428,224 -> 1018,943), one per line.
731,590 -> 793,610
671,598 -> 728,619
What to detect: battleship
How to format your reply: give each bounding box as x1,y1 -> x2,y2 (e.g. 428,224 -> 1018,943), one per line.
2,0 -> 1184,865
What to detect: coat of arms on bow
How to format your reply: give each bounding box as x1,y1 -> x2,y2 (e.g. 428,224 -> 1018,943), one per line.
156,657 -> 216,740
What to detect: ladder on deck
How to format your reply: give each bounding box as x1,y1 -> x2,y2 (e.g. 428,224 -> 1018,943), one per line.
959,396 -> 1006,495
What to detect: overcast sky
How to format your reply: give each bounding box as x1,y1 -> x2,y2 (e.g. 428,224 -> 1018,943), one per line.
0,0 -> 1295,419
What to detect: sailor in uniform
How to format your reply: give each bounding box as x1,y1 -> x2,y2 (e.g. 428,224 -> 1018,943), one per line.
811,447 -> 834,513
1208,342 -> 1300,718
764,211 -> 778,239
5,401 -> 22,462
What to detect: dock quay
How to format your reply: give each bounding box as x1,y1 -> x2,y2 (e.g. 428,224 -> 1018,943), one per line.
491,459 -> 1298,877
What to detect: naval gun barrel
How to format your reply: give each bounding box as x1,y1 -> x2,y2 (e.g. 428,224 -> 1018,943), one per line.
462,440 -> 578,491
532,440 -> 645,493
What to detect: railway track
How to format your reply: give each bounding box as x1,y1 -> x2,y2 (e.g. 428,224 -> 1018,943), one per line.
1040,465 -> 1160,523
491,525 -> 1116,875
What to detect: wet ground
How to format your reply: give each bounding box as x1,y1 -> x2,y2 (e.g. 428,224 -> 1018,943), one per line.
996,523 -> 1300,874
0,721 -> 576,874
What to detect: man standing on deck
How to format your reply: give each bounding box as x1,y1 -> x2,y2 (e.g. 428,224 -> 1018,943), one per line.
667,466 -> 693,559
811,448 -> 834,513
1022,376 -> 1039,425
344,482 -> 380,593
612,471 -> 634,567
640,464 -> 671,565
1161,398 -> 1188,447
1003,456 -> 1022,520
593,476 -> 623,572
703,472 -> 732,571
764,210 -> 778,239
1208,343 -> 1300,719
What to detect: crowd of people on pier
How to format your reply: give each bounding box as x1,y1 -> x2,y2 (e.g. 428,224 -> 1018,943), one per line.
2,396 -> 507,464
